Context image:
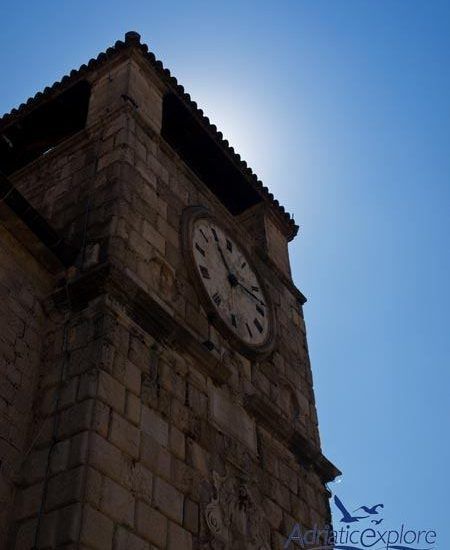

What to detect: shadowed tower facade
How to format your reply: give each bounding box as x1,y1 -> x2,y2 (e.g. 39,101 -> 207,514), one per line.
0,32 -> 339,549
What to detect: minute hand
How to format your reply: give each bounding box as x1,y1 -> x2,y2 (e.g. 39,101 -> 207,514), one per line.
216,244 -> 231,272
237,282 -> 265,306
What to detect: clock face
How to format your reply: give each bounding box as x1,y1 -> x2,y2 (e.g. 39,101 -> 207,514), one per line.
191,216 -> 271,347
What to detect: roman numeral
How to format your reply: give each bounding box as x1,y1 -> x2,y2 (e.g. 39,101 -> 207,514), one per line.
241,261 -> 247,269
212,292 -> 222,306
199,228 -> 209,242
231,314 -> 237,328
254,318 -> 264,334
199,266 -> 210,279
245,322 -> 253,338
195,243 -> 206,257
256,305 -> 265,317
226,239 -> 233,252
211,227 -> 219,242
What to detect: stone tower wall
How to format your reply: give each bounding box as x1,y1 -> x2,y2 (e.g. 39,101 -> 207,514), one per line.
0,224 -> 55,544
0,41 -> 334,550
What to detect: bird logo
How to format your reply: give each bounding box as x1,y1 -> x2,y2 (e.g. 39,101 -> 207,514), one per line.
334,496 -> 370,523
353,503 -> 384,515
334,496 -> 385,525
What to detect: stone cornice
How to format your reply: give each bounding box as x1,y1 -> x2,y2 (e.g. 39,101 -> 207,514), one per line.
244,393 -> 340,483
52,261 -> 232,386
255,246 -> 307,306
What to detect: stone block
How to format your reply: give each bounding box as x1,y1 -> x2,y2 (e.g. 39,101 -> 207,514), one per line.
132,463 -> 153,504
128,333 -> 152,371
114,525 -> 149,550
126,391 -> 142,425
142,220 -> 166,255
160,361 -> 186,402
93,400 -> 110,437
279,461 -> 298,493
77,369 -> 98,401
98,370 -> 126,413
169,425 -> 185,461
187,384 -> 207,416
23,447 -> 50,484
16,482 -> 44,521
89,432 -> 131,488
68,431 -> 89,468
80,505 -> 114,550
141,406 -> 169,447
13,517 -> 37,549
140,432 -> 171,479
209,385 -> 257,453
110,411 -> 140,459
153,476 -> 183,524
55,503 -> 82,545
101,475 -> 135,527
186,439 -> 209,476
170,397 -> 191,433
125,359 -> 142,395
85,467 -> 103,508
168,520 -> 193,550
135,500 -> 167,547
170,457 -> 196,495
46,466 -> 84,511
58,399 -> 94,439
183,498 -> 199,534
60,376 -> 79,409
263,498 -> 283,530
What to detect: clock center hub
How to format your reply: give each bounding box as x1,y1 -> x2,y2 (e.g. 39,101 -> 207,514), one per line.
228,273 -> 239,287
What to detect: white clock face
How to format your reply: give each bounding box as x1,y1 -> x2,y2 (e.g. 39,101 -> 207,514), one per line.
192,218 -> 270,346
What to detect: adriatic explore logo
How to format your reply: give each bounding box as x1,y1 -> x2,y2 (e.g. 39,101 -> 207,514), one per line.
284,494 -> 437,550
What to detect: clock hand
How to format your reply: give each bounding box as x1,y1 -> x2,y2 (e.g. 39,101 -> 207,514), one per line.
237,282 -> 266,307
216,245 -> 253,296
216,244 -> 231,273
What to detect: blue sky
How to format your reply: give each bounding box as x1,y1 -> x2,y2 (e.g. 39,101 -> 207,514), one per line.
1,0 -> 449,545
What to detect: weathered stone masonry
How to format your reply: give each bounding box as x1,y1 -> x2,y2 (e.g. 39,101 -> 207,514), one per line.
0,32 -> 339,549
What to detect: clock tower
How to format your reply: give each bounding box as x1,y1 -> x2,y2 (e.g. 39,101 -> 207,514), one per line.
0,32 -> 339,549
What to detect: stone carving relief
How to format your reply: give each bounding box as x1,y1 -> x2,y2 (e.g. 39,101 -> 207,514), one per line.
204,469 -> 270,549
